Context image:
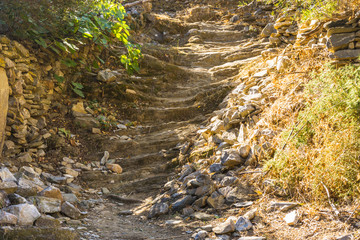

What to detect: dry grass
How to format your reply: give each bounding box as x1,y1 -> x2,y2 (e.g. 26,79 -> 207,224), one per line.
263,55 -> 360,203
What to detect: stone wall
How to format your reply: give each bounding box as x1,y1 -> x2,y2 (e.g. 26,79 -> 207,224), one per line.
0,36 -> 53,160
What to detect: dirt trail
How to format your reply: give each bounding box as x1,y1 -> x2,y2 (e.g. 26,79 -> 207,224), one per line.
79,5 -> 266,240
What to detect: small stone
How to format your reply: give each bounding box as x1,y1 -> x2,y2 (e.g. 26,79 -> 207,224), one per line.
100,151 -> 109,166
207,191 -> 225,209
97,69 -> 118,82
118,210 -> 133,215
336,234 -> 353,240
105,163 -> 123,174
261,23 -> 276,38
201,224 -> 213,231
192,230 -> 208,240
213,217 -> 236,234
62,193 -> 79,203
8,194 -> 27,205
148,202 -> 169,218
239,145 -> 251,159
72,102 -> 88,117
5,203 -> 41,225
41,172 -> 66,184
172,195 -> 196,212
16,178 -> 42,197
35,215 -> 60,227
31,196 -> 61,213
269,202 -> 298,212
101,188 -> 110,195
38,186 -> 63,201
0,211 -> 18,225
0,191 -> 10,208
182,206 -> 194,216
209,163 -> 222,173
235,216 -> 253,231
253,70 -> 268,78
61,168 -> 79,178
221,149 -> 243,168
92,128 -> 101,134
61,201 -> 82,219
0,167 -> 16,182
276,56 -> 291,72
165,219 -> 182,225
191,212 -> 214,221
284,210 -> 299,226
19,166 -> 39,179
18,153 -> 32,163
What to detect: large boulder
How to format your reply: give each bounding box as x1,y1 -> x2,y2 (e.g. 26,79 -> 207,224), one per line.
0,67 -> 9,154
5,203 -> 41,225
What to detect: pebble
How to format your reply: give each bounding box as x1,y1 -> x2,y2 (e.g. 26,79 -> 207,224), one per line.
284,210 -> 299,226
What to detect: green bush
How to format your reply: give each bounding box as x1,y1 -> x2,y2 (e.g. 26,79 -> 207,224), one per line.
0,0 -> 141,72
265,64 -> 360,202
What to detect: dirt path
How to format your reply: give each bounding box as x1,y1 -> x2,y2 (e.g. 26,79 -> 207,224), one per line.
78,7 -> 266,240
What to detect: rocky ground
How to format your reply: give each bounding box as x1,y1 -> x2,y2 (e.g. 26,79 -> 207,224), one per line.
1,0 -> 360,239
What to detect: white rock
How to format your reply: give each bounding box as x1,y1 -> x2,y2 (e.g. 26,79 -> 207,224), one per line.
284,210 -> 299,225
5,203 -> 41,225
0,167 -> 16,182
0,211 -> 18,225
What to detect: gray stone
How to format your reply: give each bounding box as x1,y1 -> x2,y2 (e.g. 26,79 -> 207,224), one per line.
0,167 -> 16,182
31,196 -> 61,213
61,201 -> 82,219
16,178 -> 40,197
41,172 -> 66,184
19,166 -> 39,179
172,195 -> 196,212
221,176 -> 239,187
0,210 -> 17,225
100,151 -> 110,166
74,116 -> 100,129
207,191 -> 225,209
213,217 -> 236,234
326,33 -> 355,51
35,214 -> 61,228
329,49 -> 360,60
18,153 -> 32,163
38,186 -> 63,201
97,69 -> 118,82
191,212 -> 214,221
261,23 -> 276,38
8,193 -> 27,205
327,27 -> 360,36
221,149 -> 243,168
148,202 -> 169,218
0,190 -> 10,208
209,163 -> 222,173
192,230 -> 208,240
222,131 -> 237,144
235,216 -> 253,231
5,203 -> 41,225
239,145 -> 251,159
269,201 -> 298,212
62,193 -> 79,203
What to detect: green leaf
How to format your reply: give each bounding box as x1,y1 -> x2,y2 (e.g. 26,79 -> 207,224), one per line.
72,87 -> 85,98
72,82 -> 84,89
35,38 -> 47,48
61,58 -> 77,68
54,74 -> 65,83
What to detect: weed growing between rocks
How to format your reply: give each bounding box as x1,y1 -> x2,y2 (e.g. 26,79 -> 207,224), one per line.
265,64 -> 360,203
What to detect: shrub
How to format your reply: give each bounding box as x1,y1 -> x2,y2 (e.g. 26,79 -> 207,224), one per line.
0,0 -> 141,72
265,64 -> 360,202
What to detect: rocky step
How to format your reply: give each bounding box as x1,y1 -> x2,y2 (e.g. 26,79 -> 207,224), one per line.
96,126 -> 197,158
126,105 -> 209,123
187,29 -> 248,42
116,151 -> 177,169
82,171 -> 172,194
